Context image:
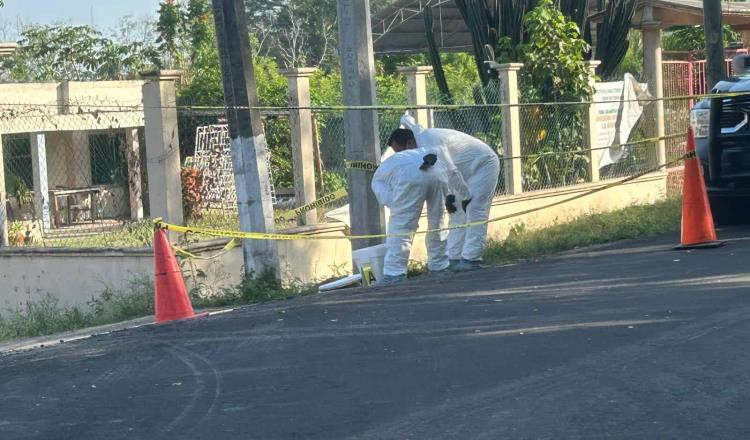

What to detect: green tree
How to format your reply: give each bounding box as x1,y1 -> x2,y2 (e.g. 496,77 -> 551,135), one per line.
520,0 -> 592,102
186,0 -> 213,58
1,24 -> 159,81
156,0 -> 182,68
663,25 -> 741,53
156,0 -> 214,69
515,0 -> 593,189
244,0 -> 338,68
613,29 -> 643,79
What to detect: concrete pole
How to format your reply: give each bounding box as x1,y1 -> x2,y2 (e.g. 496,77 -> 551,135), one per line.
397,66 -> 433,128
642,23 -> 667,168
30,133 -> 51,229
0,133 -> 7,246
212,0 -> 279,275
703,0 -> 725,90
283,68 -> 318,226
586,61 -> 601,183
125,128 -> 144,220
141,70 -> 184,227
337,0 -> 386,250
498,63 -> 524,195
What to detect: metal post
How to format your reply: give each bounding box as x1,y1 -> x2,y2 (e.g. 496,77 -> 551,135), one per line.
337,0 -> 386,250
703,0 -> 725,90
212,0 -> 279,274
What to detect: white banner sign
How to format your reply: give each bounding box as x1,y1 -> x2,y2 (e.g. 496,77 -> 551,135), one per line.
594,73 -> 651,168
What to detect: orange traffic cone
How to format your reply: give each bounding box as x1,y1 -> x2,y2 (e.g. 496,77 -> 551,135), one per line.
153,228 -> 197,323
676,128 -> 725,250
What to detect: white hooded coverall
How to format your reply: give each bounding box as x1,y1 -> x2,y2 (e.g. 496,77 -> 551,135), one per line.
371,148 -> 450,277
401,115 -> 501,262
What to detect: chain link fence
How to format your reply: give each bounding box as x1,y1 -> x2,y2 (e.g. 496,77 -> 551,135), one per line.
519,102 -> 588,191
2,94 -> 696,248
1,98 -> 147,247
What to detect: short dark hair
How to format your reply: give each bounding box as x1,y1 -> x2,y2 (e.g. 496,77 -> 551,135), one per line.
387,128 -> 415,148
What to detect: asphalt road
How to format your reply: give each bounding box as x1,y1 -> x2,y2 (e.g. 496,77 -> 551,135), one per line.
2,228 -> 750,440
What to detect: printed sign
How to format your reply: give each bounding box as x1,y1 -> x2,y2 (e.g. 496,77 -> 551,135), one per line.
594,73 -> 651,168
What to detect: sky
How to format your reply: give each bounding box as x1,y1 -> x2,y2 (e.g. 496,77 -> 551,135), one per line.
0,0 -> 163,38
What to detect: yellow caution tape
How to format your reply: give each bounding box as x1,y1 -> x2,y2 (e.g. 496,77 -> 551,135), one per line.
345,160 -> 379,171
155,152 -> 693,242
274,188 -> 349,223
172,238 -> 241,260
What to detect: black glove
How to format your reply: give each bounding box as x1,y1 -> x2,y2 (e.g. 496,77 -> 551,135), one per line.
419,153 -> 438,171
445,195 -> 457,214
462,198 -> 472,212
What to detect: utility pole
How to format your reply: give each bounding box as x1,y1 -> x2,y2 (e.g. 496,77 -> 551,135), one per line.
337,0 -> 386,250
704,0 -> 725,90
211,0 -> 278,275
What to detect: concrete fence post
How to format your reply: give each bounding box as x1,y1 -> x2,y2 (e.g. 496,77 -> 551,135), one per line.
498,63 -> 524,195
641,21 -> 667,168
586,61 -> 602,183
125,128 -> 144,220
282,67 -> 318,225
0,46 -> 14,245
141,70 -> 184,227
397,66 -> 433,128
30,133 -> 51,229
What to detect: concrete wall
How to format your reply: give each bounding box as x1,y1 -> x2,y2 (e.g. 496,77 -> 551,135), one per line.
407,172 -> 668,261
0,248 -> 153,309
67,81 -> 144,107
0,224 -> 353,309
0,173 -> 666,309
0,83 -> 59,106
45,132 -> 73,188
0,81 -> 143,106
0,81 -> 144,135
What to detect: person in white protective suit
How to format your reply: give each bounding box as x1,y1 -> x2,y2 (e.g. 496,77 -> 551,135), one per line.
371,129 -> 451,284
399,115 -> 501,271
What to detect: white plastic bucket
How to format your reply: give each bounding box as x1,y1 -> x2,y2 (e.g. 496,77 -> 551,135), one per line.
352,244 -> 387,284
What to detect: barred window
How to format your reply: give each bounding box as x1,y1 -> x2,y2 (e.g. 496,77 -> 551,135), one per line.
2,135 -> 33,193
89,132 -> 126,186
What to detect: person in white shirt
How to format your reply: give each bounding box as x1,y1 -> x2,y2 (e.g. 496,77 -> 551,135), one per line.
371,129 -> 451,284
399,115 -> 501,271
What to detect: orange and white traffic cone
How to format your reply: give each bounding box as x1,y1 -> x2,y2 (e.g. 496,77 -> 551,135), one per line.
153,228 -> 198,323
676,128 -> 725,250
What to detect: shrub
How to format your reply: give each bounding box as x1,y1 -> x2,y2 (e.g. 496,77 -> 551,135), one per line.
181,167 -> 204,220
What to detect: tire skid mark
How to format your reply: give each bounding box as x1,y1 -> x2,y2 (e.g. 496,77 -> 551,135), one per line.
160,343 -> 223,434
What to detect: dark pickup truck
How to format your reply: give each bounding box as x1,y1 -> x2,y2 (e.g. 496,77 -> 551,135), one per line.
690,55 -> 750,224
